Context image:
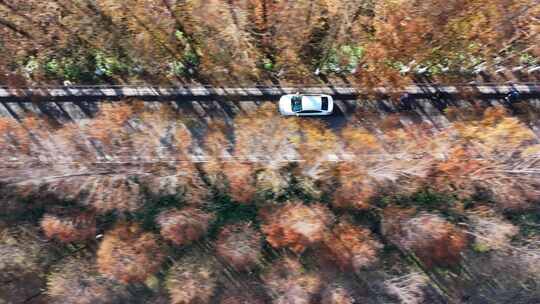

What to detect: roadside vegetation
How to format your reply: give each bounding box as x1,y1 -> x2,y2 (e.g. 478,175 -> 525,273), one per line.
1,0 -> 539,302
0,0 -> 538,87
1,101 -> 539,303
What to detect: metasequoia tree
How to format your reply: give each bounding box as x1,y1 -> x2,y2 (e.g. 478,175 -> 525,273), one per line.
202,121 -> 234,192
338,124 -> 442,203
296,120 -> 339,163
165,251 -> 220,304
222,161 -> 257,204
187,0 -> 262,82
125,105 -> 206,199
262,202 -> 334,253
219,283 -> 266,304
41,211 -> 96,243
139,161 -> 209,201
332,162 -> 377,210
226,103 -> 301,202
262,256 -> 321,304
434,107 -> 540,209
383,212 -> 468,268
0,226 -> 47,278
255,162 -> 291,198
294,120 -> 341,195
85,176 -> 143,213
0,225 -> 51,303
322,219 -> 382,271
454,107 -> 535,158
321,284 -> 355,304
156,207 -> 214,246
263,1 -> 334,80
0,116 -> 34,158
384,272 -> 429,304
85,102 -> 134,148
204,121 -> 232,160
97,223 -> 163,283
216,222 -> 263,271
0,1 -> 67,70
47,257 -> 128,304
0,115 -> 60,160
358,0 -> 537,87
95,0 -> 189,79
467,209 -> 519,251
429,146 -> 490,200
233,103 -> 301,161
341,122 -> 445,192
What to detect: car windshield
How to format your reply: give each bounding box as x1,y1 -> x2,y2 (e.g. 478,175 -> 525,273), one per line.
291,95 -> 302,112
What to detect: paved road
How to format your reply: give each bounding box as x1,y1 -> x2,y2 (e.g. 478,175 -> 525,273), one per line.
1,84 -> 539,102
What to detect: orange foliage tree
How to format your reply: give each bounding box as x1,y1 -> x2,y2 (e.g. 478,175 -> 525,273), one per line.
41,211 -> 96,243
216,222 -> 263,271
219,283 -> 266,304
97,223 -> 163,283
262,256 -> 321,304
383,212 -> 468,268
186,0 -> 262,83
222,161 -> 257,204
322,219 -> 382,271
156,207 -> 214,246
432,106 -> 539,209
85,177 -> 143,214
47,257 -> 128,304
332,162 -> 378,210
0,116 -> 34,159
358,0 -> 538,87
165,251 -> 219,304
262,202 -> 334,253
233,103 -> 301,161
86,102 -> 133,147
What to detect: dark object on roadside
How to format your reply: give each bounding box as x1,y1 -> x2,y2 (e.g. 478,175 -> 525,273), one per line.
505,88 -> 521,103
399,93 -> 411,103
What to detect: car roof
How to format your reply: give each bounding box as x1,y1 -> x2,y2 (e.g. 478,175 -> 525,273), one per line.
301,95 -> 322,111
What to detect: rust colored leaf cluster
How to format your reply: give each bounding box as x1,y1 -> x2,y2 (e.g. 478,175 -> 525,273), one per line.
262,202 -> 334,253
384,212 -> 468,268
333,163 -> 377,210
41,211 -> 96,243
166,252 -> 219,304
216,222 -> 262,271
47,257 -> 127,304
223,162 -> 257,204
322,219 -> 382,271
156,207 -> 214,246
97,223 -> 163,283
262,256 -> 322,304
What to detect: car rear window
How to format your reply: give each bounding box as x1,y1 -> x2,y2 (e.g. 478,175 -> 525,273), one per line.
292,95 -> 302,112
321,97 -> 328,110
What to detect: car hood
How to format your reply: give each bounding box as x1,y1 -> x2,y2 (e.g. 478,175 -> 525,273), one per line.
279,96 -> 293,114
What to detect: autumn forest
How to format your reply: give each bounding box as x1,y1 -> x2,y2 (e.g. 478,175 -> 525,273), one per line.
1,0 -> 540,304
0,0 -> 539,86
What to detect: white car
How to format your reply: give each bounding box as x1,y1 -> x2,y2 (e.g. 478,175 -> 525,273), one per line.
279,93 -> 334,116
